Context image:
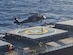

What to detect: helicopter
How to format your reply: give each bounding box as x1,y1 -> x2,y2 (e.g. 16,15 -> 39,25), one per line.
14,13 -> 46,25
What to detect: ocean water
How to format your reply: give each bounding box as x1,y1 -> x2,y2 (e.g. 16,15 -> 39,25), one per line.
0,0 -> 73,33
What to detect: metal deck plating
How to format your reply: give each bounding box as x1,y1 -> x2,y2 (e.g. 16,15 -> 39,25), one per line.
7,26 -> 67,39
56,20 -> 73,30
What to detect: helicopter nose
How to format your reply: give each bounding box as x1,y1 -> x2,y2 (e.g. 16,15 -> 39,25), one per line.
43,15 -> 46,19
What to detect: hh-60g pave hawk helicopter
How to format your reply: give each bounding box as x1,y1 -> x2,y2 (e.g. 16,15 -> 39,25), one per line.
14,13 -> 46,25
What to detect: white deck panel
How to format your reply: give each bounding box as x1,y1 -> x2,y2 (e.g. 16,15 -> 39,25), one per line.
0,34 -> 5,37
57,20 -> 73,26
46,42 -> 61,47
7,26 -> 68,39
59,37 -> 73,44
0,40 -> 10,46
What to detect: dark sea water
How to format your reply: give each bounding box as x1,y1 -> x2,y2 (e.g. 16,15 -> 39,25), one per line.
0,0 -> 73,33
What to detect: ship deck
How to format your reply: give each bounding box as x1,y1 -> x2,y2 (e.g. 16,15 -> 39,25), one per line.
56,20 -> 73,30
1,20 -> 73,55
57,20 -> 73,26
7,26 -> 67,39
1,34 -> 73,55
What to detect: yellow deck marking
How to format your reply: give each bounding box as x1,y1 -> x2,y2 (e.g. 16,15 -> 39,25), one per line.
24,28 -> 48,35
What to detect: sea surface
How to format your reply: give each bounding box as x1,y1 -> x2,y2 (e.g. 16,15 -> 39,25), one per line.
0,0 -> 73,33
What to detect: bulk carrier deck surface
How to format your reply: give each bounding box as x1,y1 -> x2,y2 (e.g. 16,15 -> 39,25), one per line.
1,20 -> 73,55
